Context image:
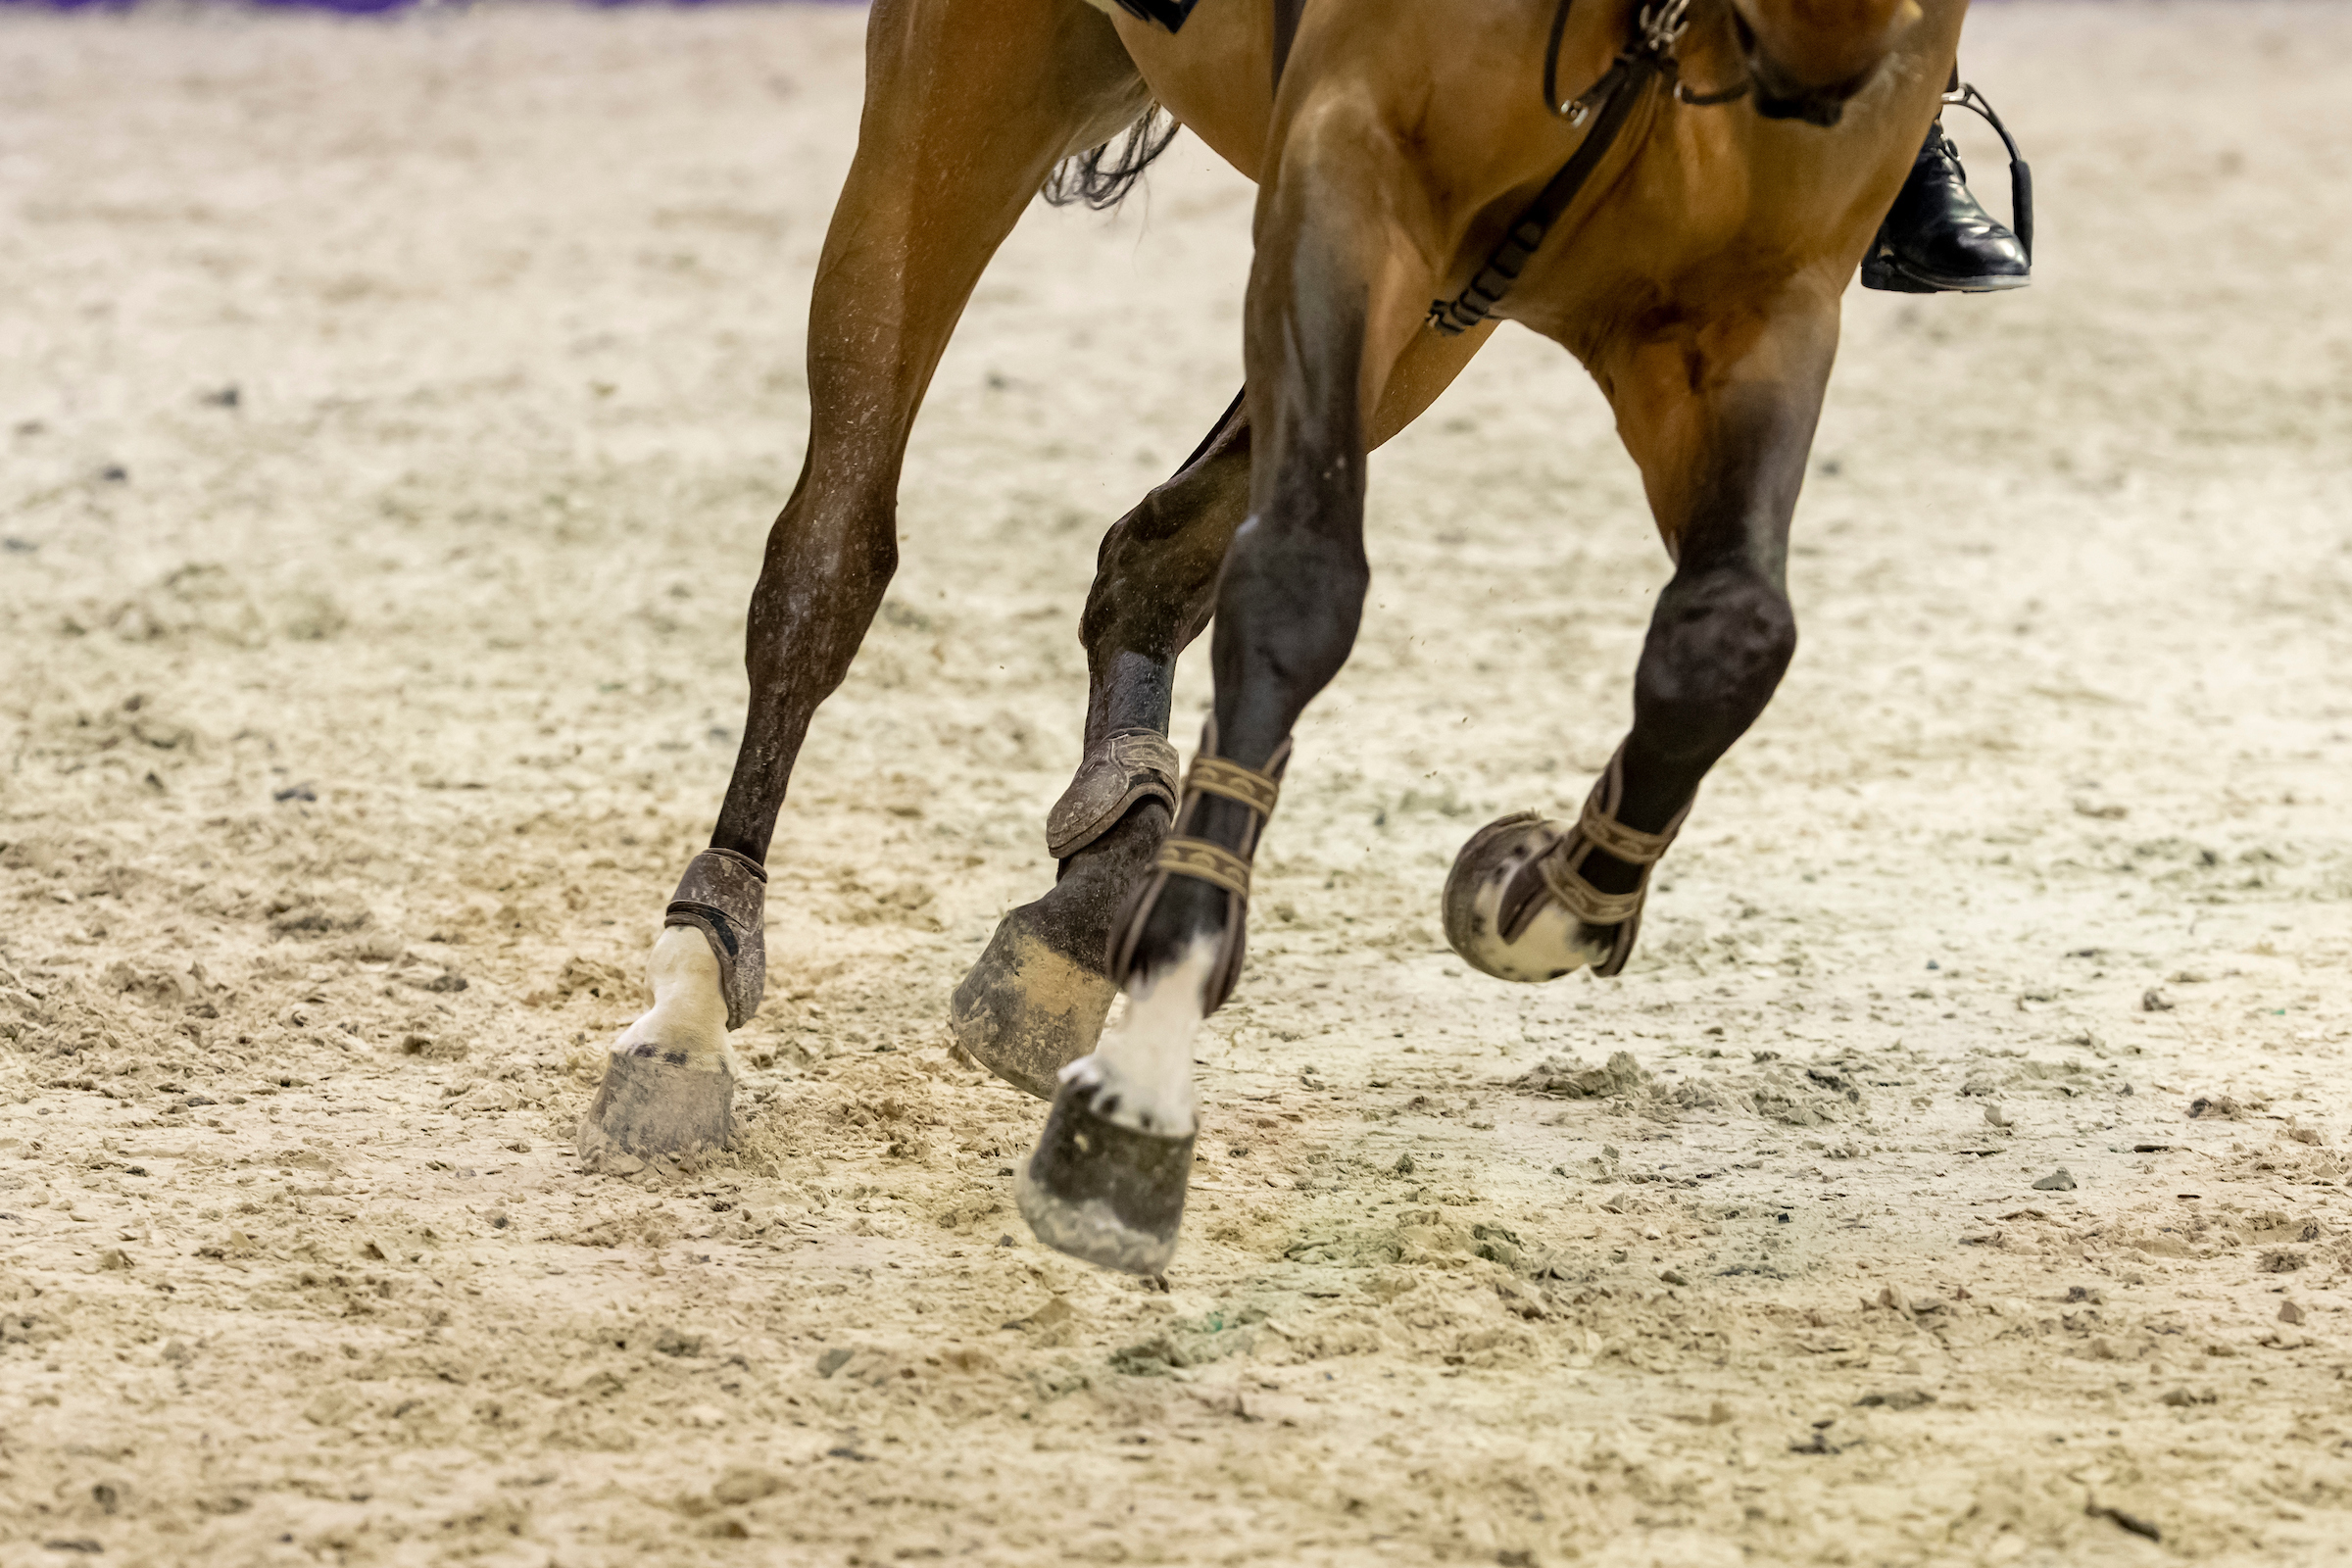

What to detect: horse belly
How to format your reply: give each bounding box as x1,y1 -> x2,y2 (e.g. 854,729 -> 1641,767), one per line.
1111,1 -> 1276,183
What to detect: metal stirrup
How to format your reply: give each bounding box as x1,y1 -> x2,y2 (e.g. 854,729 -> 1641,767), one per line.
1942,81 -> 2034,261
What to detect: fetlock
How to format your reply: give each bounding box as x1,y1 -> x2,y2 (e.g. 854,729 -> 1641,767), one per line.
662,848 -> 768,1031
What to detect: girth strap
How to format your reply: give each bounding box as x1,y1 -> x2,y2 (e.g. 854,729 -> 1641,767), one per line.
1429,8 -> 1664,336
1272,0 -> 1305,86
1430,0 -> 1745,337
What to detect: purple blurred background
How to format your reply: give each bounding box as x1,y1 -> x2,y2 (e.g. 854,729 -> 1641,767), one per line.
0,0 -> 858,11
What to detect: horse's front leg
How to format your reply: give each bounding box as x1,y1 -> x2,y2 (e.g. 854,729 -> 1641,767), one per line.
1015,98 -> 1441,1271
1446,299 -> 1835,983
952,323 -> 1493,1097
575,0 -> 1146,1169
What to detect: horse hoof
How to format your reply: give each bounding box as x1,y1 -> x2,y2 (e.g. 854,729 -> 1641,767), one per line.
576,1049 -> 733,1170
1015,1069 -> 1194,1275
1442,810 -> 1611,983
950,912 -> 1117,1100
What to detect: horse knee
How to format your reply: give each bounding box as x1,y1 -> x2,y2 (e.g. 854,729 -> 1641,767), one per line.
1633,568 -> 1797,755
1218,514 -> 1370,696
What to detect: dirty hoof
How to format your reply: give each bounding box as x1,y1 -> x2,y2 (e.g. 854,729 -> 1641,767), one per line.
576,1049 -> 733,1169
1015,1066 -> 1194,1275
1442,811 -> 1613,983
950,911 -> 1117,1100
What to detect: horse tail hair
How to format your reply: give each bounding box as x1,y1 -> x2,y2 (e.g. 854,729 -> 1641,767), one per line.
1040,105 -> 1180,211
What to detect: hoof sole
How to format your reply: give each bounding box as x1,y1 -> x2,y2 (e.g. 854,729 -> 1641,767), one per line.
1443,811 -> 1609,983
576,1051 -> 733,1170
950,919 -> 1117,1100
1015,1077 -> 1193,1275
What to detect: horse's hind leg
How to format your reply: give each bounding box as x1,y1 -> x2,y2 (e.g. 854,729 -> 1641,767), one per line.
577,0 -> 1146,1169
953,324 -> 1493,1098
1445,304 -> 1830,984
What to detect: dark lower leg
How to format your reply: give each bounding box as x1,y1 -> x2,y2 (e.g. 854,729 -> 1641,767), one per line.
1078,318 -> 1490,753
951,384 -> 1252,1089
1115,497 -> 1372,972
1079,398 -> 1253,748
710,467 -> 899,862
1577,564 -> 1796,896
1054,213 -> 1474,996
1120,334 -> 1376,972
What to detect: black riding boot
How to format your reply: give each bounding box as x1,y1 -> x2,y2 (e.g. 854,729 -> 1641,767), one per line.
1861,117 -> 2032,294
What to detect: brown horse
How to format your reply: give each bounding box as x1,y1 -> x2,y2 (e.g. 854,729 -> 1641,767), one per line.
575,0 -> 1966,1273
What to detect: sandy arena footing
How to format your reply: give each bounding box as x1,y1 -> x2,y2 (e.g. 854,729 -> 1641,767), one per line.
2,4 -> 2349,1563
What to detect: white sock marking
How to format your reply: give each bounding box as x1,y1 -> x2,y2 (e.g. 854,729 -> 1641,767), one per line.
1061,935 -> 1214,1136
613,924 -> 731,1072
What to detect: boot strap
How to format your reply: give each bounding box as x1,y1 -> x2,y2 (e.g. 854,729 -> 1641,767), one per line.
1153,837 -> 1252,899
1109,719 -> 1291,1010
1184,756 -> 1282,816
1538,858 -> 1648,928
1574,791 -> 1678,864
1151,744 -> 1285,892
1528,745 -> 1691,977
1045,728 -> 1180,859
662,847 -> 769,1031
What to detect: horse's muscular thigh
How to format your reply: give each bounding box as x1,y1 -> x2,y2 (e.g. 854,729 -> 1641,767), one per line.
1633,567 -> 1798,760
